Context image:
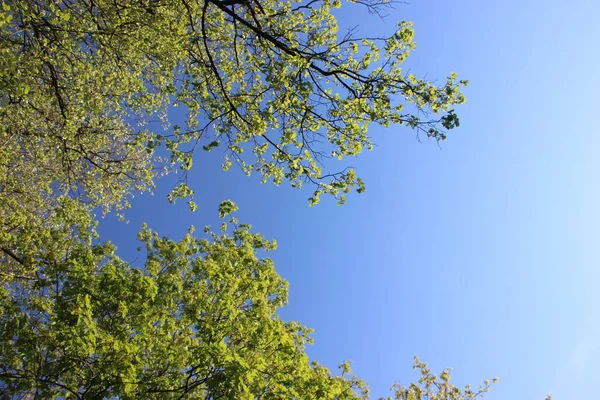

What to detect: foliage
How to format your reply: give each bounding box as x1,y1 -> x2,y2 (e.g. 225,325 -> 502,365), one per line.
0,204 -> 367,398
0,1 -> 509,398
382,357 -> 497,400
0,0 -> 467,247
0,203 -> 499,399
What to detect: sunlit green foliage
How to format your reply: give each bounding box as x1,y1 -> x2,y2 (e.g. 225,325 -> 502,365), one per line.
0,203 -> 497,399
0,204 -> 368,398
382,357 -> 498,400
0,2 -> 512,399
0,0 -> 467,244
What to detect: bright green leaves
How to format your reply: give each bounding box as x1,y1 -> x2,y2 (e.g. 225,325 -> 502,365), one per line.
218,199 -> 239,218
1,0 -> 178,247
307,167 -> 365,206
384,21 -> 416,63
0,3 -> 495,399
0,204 -> 370,398
1,0 -> 468,236
0,3 -> 12,28
0,199 -> 500,399
167,183 -> 195,203
384,357 -> 498,400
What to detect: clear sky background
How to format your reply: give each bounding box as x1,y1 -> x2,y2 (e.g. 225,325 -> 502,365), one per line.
98,0 -> 600,398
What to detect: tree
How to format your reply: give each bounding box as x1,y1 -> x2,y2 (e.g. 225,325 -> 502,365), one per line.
0,202 -> 366,398
385,357 -> 497,400
0,2 -> 500,398
0,202 -> 495,399
0,0 -> 467,250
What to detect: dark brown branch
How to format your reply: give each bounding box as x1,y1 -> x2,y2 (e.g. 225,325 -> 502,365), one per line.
1,247 -> 24,265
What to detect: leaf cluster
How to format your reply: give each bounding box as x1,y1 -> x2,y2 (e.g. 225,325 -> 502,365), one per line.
0,1 -> 511,399
1,206 -> 368,398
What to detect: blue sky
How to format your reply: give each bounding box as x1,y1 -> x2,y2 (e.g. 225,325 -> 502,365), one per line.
98,0 -> 600,398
